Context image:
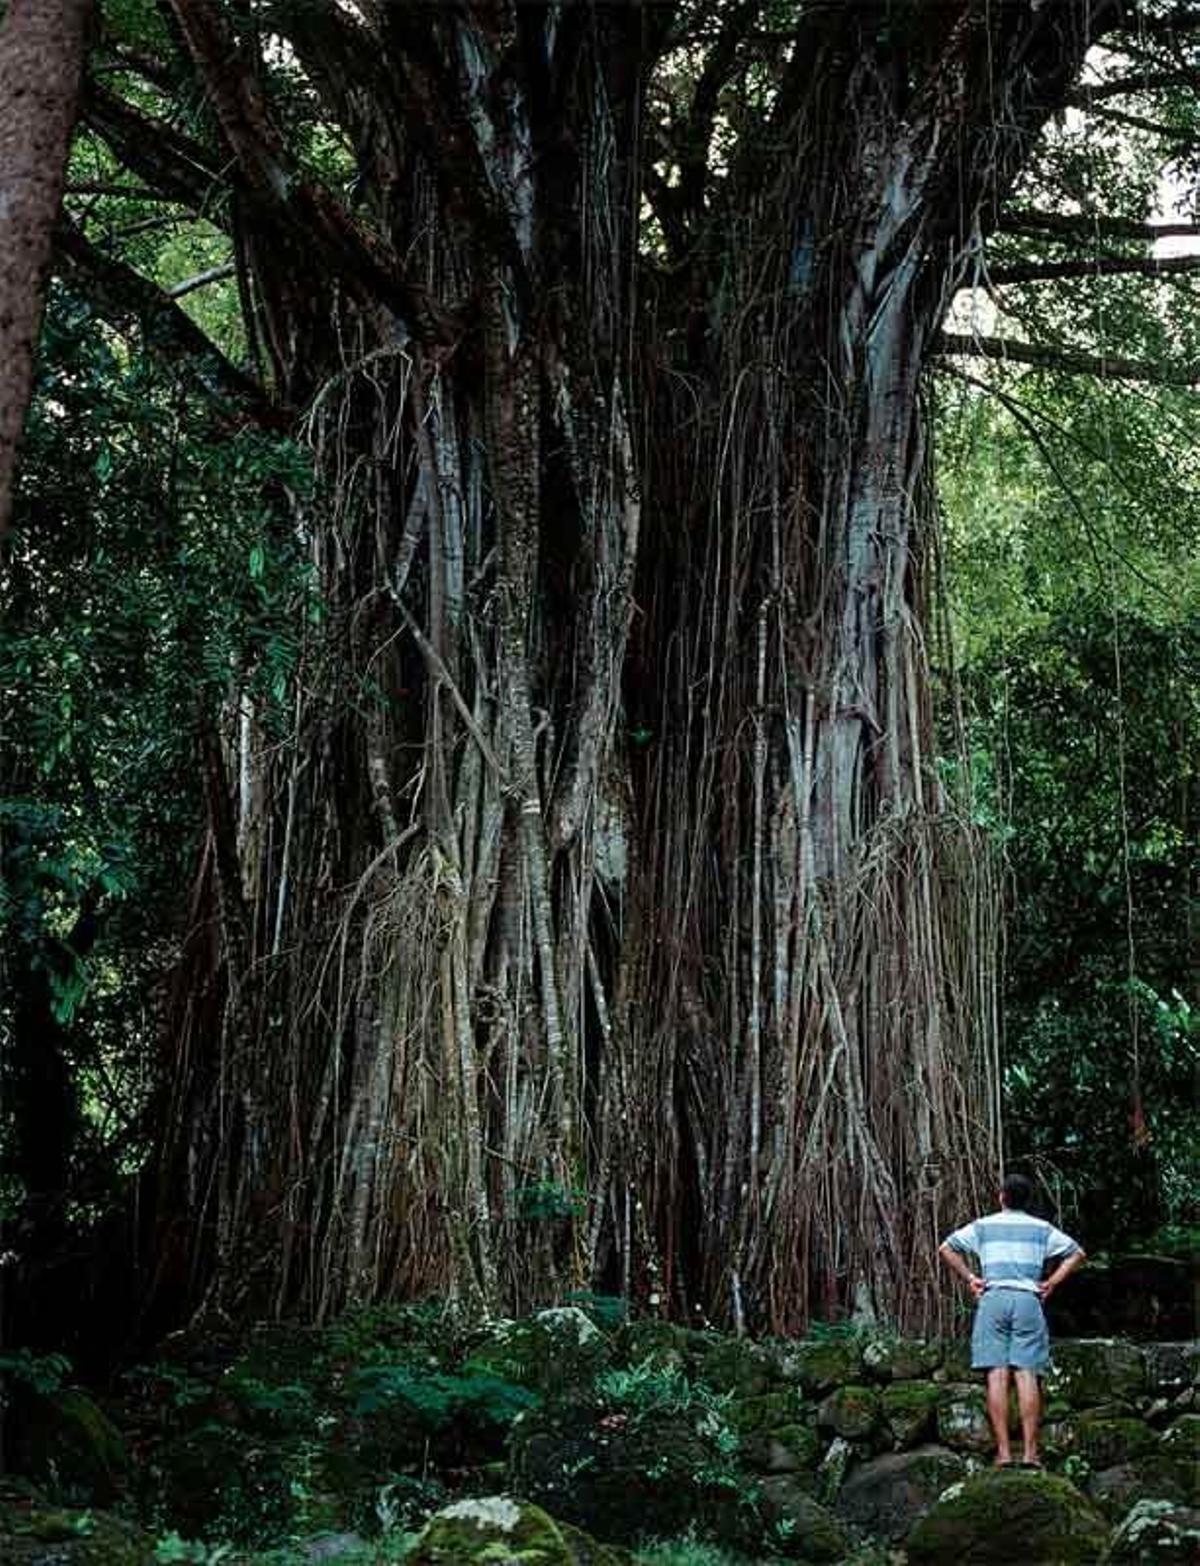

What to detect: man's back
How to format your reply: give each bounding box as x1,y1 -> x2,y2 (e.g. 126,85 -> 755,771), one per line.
943,1207 -> 1080,1293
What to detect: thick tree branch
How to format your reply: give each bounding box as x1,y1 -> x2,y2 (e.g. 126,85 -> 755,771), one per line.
84,83 -> 228,220
998,208 -> 1200,244
987,253 -> 1200,284
54,219 -> 273,413
937,330 -> 1200,386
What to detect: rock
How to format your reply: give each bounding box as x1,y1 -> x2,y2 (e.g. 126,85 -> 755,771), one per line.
862,1337 -> 941,1382
295,1533 -> 368,1561
617,1321 -> 697,1375
815,1435 -> 853,1504
906,1468 -> 1109,1565
1046,1340 -> 1145,1408
9,1387 -> 129,1503
777,1337 -> 864,1394
1101,1498 -> 1200,1564
816,1384 -> 879,1441
406,1495 -> 627,1564
1089,1455 -> 1193,1516
700,1335 -> 775,1397
936,1384 -> 993,1454
0,1499 -> 154,1565
758,1477 -> 854,1563
930,1338 -> 974,1383
1072,1414 -> 1157,1469
1142,1343 -> 1196,1396
881,1381 -> 941,1448
728,1388 -> 805,1433
834,1445 -> 966,1544
507,1397 -> 748,1549
464,1307 -> 612,1395
741,1422 -> 821,1474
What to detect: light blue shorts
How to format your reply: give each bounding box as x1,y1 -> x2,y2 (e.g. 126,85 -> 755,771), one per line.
971,1287 -> 1050,1371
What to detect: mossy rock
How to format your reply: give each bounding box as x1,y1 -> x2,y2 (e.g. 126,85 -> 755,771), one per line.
881,1381 -> 941,1448
862,1338 -> 941,1382
1072,1415 -> 1157,1470
464,1308 -> 612,1396
1142,1343 -> 1196,1396
1101,1498 -> 1200,1564
0,1499 -> 154,1565
930,1339 -> 974,1383
728,1389 -> 804,1434
617,1321 -> 699,1375
778,1338 -> 864,1395
406,1496 -> 627,1564
757,1477 -> 854,1563
741,1421 -> 821,1475
1046,1341 -> 1145,1409
935,1384 -> 993,1454
9,1387 -> 130,1503
906,1468 -> 1108,1564
1159,1412 -> 1199,1463
699,1336 -> 775,1398
507,1398 -> 749,1549
817,1384 -> 879,1441
834,1445 -> 966,1544
1088,1454 -> 1194,1517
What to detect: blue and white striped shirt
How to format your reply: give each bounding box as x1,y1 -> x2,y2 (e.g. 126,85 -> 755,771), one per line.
942,1208 -> 1081,1293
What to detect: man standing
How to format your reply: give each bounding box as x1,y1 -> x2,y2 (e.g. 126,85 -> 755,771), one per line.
939,1172 -> 1087,1468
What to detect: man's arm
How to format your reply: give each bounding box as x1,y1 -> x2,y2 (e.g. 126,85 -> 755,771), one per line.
939,1242 -> 986,1298
1038,1248 -> 1087,1301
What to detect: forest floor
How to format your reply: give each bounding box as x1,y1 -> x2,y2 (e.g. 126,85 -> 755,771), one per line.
2,1301 -> 1197,1564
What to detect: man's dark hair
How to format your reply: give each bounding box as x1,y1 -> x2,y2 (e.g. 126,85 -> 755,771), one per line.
1002,1172 -> 1035,1210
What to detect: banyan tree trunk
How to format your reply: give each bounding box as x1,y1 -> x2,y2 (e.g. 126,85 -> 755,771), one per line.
143,0 -> 1099,1333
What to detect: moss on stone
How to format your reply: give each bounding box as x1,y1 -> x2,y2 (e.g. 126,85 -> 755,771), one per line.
464,1308 -> 612,1395
10,1387 -> 129,1503
1047,1340 -> 1146,1409
727,1390 -> 802,1434
406,1496 -> 576,1564
1072,1415 -> 1157,1469
758,1478 -> 854,1563
862,1338 -> 940,1383
817,1385 -> 879,1441
882,1381 -> 940,1447
699,1337 -> 774,1398
778,1338 -> 864,1395
935,1384 -> 993,1454
834,1445 -> 966,1544
0,1500 -> 153,1565
906,1468 -> 1109,1565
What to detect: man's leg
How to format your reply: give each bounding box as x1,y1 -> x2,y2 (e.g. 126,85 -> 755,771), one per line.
986,1367 -> 1014,1465
1014,1369 -> 1041,1464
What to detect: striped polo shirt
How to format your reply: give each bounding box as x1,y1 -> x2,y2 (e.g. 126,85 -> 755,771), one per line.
942,1207 -> 1081,1293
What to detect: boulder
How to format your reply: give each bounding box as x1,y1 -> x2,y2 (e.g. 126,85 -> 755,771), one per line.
1141,1342 -> 1196,1397
1046,1340 -> 1145,1408
936,1384 -> 993,1454
1089,1455 -> 1193,1517
777,1337 -> 864,1394
881,1381 -> 941,1448
728,1388 -> 805,1434
816,1384 -> 879,1441
741,1422 -> 821,1475
9,1387 -> 129,1503
0,1497 -> 153,1566
1101,1498 -> 1200,1564
463,1307 -> 612,1395
507,1397 -> 748,1548
406,1496 -> 627,1565
862,1337 -> 941,1382
757,1477 -> 855,1563
1071,1414 -> 1157,1470
700,1335 -> 775,1397
905,1468 -> 1109,1565
617,1321 -> 698,1375
834,1444 -> 966,1543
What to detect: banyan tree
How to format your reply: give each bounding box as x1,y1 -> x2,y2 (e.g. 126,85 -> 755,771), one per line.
12,0 -> 1193,1333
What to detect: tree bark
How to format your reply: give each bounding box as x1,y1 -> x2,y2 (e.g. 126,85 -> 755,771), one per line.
0,0 -> 91,537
